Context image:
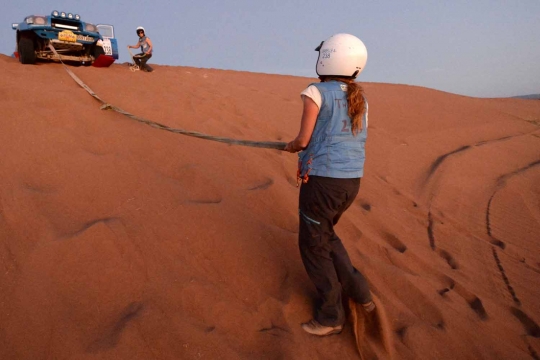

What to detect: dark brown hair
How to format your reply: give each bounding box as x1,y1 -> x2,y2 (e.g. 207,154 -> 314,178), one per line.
320,76 -> 366,135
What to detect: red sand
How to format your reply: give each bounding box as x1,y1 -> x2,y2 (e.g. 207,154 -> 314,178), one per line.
1,55 -> 539,359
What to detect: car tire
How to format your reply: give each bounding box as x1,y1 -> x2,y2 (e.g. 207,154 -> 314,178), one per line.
92,45 -> 105,60
18,36 -> 36,65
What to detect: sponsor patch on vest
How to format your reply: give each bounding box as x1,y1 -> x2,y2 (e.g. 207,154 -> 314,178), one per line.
340,84 -> 347,91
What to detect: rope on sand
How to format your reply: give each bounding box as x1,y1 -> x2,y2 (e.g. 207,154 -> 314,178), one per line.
127,47 -> 140,72
49,44 -> 287,151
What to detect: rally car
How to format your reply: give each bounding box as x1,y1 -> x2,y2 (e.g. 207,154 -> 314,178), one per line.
11,10 -> 118,66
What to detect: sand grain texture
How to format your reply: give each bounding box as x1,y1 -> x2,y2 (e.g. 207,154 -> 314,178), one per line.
1,55 -> 539,359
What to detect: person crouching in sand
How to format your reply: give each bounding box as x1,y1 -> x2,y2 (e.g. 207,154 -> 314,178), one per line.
128,26 -> 153,72
285,33 -> 375,336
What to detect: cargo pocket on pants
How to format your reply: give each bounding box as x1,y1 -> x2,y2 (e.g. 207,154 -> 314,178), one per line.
299,209 -> 323,247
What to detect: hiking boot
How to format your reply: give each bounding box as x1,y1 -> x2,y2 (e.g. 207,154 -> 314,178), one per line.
301,319 -> 343,336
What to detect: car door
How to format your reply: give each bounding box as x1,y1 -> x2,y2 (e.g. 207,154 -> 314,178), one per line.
97,24 -> 118,59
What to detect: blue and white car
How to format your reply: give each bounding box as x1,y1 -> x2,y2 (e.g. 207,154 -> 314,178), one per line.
11,10 -> 118,66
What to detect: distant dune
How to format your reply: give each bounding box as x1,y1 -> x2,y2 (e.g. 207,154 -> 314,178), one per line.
1,55 -> 539,360
513,94 -> 540,100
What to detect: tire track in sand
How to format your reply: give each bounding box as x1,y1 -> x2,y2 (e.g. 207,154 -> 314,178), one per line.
419,131 -> 540,358
486,160 -> 540,308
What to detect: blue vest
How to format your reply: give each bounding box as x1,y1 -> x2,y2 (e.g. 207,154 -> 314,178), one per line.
298,81 -> 368,179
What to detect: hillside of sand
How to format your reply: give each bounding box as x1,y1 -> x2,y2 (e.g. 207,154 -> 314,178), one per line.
1,55 -> 539,359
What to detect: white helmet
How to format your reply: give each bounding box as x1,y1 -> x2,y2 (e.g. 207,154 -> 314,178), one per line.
315,33 -> 368,78
136,26 -> 145,34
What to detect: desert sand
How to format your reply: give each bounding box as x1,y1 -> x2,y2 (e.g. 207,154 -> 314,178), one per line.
1,54 -> 539,360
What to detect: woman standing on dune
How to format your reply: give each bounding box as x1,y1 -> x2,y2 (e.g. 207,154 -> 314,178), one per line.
285,33 -> 375,336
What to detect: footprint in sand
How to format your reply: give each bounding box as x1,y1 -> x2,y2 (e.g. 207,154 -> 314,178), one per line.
510,307 -> 540,338
247,178 -> 274,191
436,248 -> 459,270
437,276 -> 488,320
358,201 -> 372,212
382,232 -> 407,254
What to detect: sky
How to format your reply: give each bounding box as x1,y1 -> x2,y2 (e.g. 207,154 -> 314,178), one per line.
2,1 -> 539,98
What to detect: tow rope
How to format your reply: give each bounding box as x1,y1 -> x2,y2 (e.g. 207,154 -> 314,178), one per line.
48,44 -> 287,151
127,47 -> 140,72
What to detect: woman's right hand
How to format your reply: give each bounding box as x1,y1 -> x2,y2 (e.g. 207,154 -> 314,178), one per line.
284,141 -> 297,153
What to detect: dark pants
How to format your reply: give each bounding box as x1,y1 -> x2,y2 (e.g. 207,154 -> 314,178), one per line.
133,53 -> 152,71
298,176 -> 372,327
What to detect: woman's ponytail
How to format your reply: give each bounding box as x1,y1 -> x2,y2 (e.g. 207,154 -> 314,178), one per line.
320,77 -> 366,135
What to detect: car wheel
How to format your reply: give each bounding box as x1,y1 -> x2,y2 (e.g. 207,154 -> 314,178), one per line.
18,36 -> 36,65
92,45 -> 105,60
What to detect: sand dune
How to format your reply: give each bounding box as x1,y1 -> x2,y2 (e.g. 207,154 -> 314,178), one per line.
1,55 -> 539,360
